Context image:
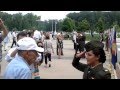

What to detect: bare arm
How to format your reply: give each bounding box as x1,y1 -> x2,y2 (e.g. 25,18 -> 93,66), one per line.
0,19 -> 8,39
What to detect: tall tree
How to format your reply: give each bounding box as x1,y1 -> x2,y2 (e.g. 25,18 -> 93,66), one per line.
61,18 -> 75,32
96,17 -> 105,33
77,19 -> 90,32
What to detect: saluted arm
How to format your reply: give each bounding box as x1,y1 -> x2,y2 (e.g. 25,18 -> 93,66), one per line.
72,53 -> 88,72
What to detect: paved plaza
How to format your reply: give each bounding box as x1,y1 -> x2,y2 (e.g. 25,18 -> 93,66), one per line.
0,38 -> 118,79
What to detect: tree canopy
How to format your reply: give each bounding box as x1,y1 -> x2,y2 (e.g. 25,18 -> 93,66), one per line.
1,11 -> 120,32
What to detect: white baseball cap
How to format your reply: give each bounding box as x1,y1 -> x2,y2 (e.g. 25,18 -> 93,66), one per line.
16,37 -> 44,52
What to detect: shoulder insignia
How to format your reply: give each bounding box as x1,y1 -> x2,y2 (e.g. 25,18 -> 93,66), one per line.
104,69 -> 109,72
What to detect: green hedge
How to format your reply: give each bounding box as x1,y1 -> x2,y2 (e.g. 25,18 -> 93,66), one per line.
63,33 -> 103,41
117,34 -> 120,38
85,34 -> 100,41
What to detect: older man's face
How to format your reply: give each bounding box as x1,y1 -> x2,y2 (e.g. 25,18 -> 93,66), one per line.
23,50 -> 38,65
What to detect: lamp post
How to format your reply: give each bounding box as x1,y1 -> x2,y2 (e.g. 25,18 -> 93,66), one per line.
36,20 -> 40,30
55,20 -> 57,34
52,20 -> 53,33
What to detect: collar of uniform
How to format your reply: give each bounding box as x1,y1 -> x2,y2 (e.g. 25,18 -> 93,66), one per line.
91,63 -> 103,72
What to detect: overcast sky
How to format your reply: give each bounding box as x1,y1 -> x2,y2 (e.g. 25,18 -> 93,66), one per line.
2,11 -> 80,21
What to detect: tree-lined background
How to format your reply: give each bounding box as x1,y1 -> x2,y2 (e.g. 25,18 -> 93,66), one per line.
1,11 -> 120,33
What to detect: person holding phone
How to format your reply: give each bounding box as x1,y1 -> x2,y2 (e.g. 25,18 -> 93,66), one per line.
72,40 -> 111,79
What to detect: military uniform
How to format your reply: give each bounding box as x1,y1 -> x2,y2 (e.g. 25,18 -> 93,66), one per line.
76,34 -> 84,53
72,56 -> 111,79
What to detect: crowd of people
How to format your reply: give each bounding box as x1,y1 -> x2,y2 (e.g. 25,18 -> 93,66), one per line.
0,18 -> 112,79
1,22 -> 64,79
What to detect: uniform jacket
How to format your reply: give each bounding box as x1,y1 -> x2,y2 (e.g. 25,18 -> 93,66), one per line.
72,56 -> 111,79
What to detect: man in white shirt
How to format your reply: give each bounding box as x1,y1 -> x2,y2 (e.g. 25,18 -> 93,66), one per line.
33,30 -> 41,42
11,30 -> 17,48
73,32 -> 77,50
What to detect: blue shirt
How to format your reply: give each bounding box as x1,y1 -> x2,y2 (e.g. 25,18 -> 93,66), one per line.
4,55 -> 32,79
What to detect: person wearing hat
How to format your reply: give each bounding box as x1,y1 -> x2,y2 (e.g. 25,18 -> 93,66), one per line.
72,40 -> 111,79
5,31 -> 37,76
4,37 -> 44,79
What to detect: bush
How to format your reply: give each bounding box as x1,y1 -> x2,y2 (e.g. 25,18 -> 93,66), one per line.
85,34 -> 100,41
117,33 -> 120,38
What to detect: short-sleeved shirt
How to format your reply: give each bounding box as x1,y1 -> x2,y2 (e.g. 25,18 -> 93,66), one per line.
43,40 -> 52,53
33,30 -> 41,41
73,34 -> 76,43
11,32 -> 17,42
4,55 -> 32,79
12,32 -> 16,38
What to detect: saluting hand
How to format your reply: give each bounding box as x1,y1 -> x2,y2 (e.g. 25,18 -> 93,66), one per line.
76,51 -> 86,58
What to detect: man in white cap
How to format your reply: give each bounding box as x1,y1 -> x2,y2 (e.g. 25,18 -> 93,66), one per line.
4,37 -> 44,79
